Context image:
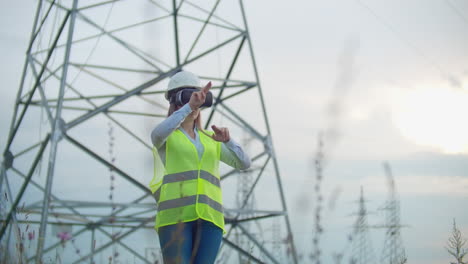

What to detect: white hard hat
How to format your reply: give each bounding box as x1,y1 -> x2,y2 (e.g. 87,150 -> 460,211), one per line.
165,71 -> 201,100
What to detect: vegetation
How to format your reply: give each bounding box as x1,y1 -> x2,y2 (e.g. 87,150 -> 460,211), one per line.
447,219 -> 467,264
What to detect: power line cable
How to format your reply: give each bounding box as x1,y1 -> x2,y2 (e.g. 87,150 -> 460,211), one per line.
354,0 -> 449,79
68,1 -> 115,89
444,0 -> 468,26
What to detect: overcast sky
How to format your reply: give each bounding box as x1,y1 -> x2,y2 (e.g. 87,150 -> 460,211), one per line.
1,0 -> 468,263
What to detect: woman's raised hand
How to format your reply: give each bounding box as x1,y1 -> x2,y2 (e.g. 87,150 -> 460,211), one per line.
211,125 -> 230,143
189,81 -> 211,110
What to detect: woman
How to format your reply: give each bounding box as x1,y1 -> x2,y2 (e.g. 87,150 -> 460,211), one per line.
149,71 -> 251,264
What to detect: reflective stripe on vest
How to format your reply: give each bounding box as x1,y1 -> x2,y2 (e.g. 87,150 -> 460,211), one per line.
158,194 -> 223,213
152,170 -> 221,202
162,170 -> 220,187
151,129 -> 224,233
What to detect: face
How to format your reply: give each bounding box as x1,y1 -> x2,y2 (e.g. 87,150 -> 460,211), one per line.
189,108 -> 200,119
175,105 -> 200,120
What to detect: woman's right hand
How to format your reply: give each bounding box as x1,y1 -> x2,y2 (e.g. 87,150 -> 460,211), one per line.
188,81 -> 211,110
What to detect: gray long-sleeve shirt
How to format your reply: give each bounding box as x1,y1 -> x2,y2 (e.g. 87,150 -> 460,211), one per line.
151,104 -> 251,170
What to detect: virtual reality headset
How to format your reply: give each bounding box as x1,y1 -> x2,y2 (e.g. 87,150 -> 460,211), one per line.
170,88 -> 213,108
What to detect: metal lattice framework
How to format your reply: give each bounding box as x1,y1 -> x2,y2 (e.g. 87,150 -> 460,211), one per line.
349,187 -> 377,264
0,0 -> 298,263
380,163 -> 406,264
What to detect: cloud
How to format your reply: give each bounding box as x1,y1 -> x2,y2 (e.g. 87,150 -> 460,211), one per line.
361,174 -> 468,197
389,83 -> 468,154
446,74 -> 462,88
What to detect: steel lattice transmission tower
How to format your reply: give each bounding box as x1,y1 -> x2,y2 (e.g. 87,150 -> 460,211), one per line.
0,0 -> 298,263
380,162 -> 407,264
349,187 -> 376,264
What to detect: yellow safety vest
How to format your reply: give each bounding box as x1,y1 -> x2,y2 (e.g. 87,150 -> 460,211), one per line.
149,129 -> 225,233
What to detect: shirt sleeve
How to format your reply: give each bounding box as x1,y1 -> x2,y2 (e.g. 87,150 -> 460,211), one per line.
220,138 -> 251,170
151,104 -> 192,149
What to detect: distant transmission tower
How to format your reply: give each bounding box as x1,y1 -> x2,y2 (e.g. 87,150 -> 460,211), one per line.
233,135 -> 256,263
0,1 -> 297,263
271,215 -> 283,262
380,162 -> 407,264
349,187 -> 376,264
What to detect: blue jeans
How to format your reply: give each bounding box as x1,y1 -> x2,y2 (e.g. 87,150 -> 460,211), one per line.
158,219 -> 223,264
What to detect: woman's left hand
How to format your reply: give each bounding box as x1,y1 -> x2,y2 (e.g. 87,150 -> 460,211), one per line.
211,125 -> 230,143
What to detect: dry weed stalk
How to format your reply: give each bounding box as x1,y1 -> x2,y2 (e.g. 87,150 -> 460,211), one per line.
447,219 -> 468,264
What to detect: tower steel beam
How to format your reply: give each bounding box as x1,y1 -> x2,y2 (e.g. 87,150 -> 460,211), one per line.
0,135 -> 50,239
65,134 -> 151,194
1,1 -> 298,263
5,11 -> 70,153
222,237 -> 265,264
3,0 -> 44,157
239,0 -> 299,262
36,1 -> 79,261
71,218 -> 152,264
205,36 -> 247,127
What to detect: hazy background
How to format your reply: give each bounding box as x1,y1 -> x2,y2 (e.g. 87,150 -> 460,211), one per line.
1,0 -> 468,263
